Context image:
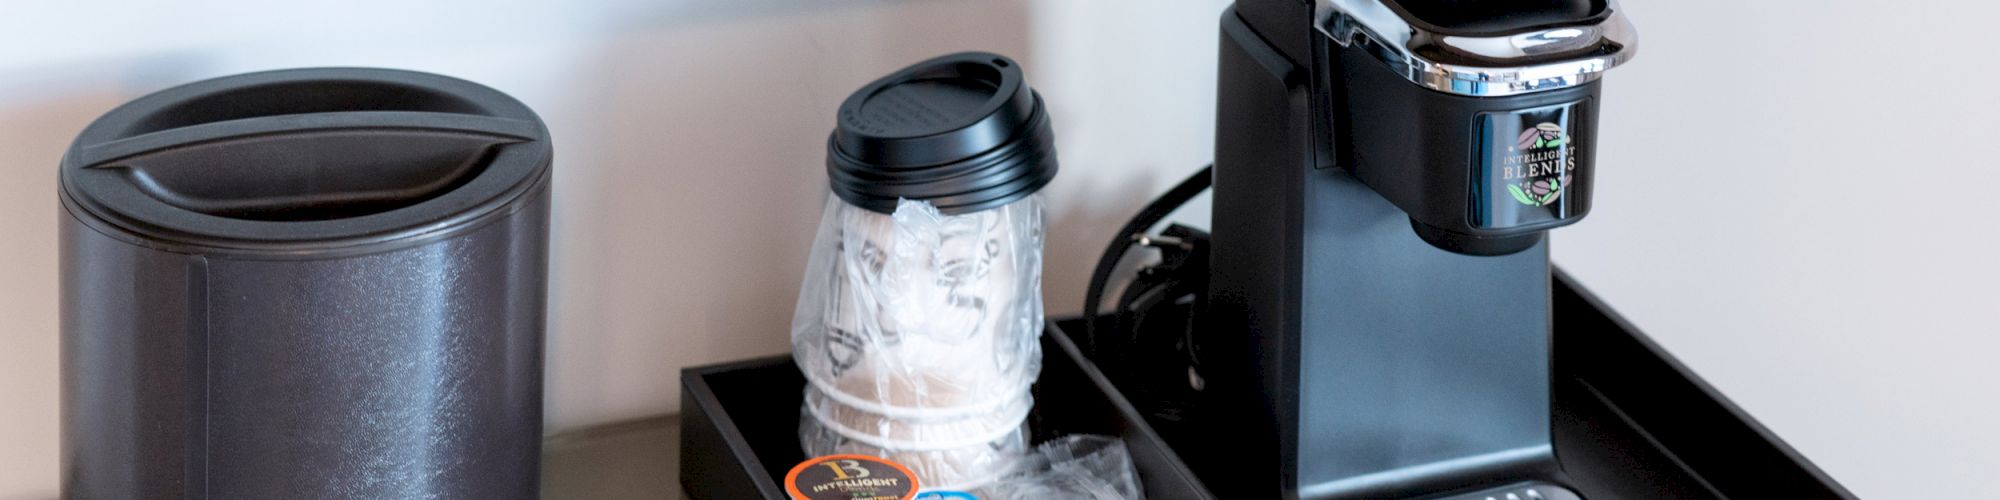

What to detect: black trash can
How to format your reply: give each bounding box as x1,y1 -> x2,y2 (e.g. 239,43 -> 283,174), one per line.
58,68 -> 552,499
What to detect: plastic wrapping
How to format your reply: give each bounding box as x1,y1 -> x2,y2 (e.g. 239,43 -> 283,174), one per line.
803,386 -> 1032,451
976,436 -> 1145,500
791,196 -> 1046,414
799,402 -> 1030,491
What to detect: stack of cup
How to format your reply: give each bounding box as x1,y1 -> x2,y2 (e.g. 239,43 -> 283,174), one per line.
791,52 -> 1056,492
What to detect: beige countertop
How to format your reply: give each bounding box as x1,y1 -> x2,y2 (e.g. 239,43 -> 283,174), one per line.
544,415 -> 685,500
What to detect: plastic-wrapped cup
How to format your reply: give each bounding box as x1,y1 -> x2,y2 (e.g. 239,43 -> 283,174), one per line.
793,53 -> 1056,489
799,398 -> 1030,492
792,52 -> 1056,417
800,197 -> 1043,416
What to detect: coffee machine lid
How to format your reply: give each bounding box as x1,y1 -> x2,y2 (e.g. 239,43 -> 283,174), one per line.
1315,0 -> 1638,96
826,52 -> 1057,215
58,67 -> 553,258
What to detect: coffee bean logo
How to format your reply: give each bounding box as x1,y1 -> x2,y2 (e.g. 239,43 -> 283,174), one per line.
1515,122 -> 1567,151
1508,175 -> 1570,207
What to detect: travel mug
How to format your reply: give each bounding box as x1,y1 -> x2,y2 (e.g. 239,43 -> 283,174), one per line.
59,68 -> 552,499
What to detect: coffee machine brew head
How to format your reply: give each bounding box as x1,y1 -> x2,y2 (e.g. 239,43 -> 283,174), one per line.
1313,0 -> 1637,255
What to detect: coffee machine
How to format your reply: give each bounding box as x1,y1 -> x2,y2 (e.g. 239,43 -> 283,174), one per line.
1089,0 -> 1642,497
1212,0 -> 1638,496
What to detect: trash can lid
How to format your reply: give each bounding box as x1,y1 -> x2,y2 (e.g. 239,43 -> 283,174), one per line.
59,67 -> 553,257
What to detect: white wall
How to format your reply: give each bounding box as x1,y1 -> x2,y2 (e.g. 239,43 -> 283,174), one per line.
1555,1 -> 2000,496
0,0 -> 1993,498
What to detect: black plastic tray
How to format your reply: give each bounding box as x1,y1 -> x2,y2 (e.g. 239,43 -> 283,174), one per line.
1538,270 -> 1851,498
678,321 -> 1211,499
679,270 -> 1850,499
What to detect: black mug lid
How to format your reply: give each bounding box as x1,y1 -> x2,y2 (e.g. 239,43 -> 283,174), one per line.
827,52 -> 1057,215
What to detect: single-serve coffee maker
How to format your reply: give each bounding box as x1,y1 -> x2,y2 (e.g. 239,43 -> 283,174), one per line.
1205,0 -> 1629,496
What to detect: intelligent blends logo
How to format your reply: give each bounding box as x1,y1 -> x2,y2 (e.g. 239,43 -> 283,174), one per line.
1503,122 -> 1575,207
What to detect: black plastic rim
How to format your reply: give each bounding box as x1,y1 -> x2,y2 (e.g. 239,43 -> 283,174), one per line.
826,52 -> 1057,215
58,67 -> 553,258
1411,218 -> 1544,256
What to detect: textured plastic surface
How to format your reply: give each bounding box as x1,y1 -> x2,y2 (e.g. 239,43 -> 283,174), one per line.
976,435 -> 1144,500
799,406 -> 1030,492
802,385 -> 1032,451
791,197 -> 1045,416
826,52 -> 1058,215
59,68 -> 551,499
788,195 -> 1045,491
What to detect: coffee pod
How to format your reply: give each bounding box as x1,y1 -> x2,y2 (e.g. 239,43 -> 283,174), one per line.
785,454 -> 920,500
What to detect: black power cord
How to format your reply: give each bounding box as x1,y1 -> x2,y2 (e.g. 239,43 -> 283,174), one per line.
1081,165 -> 1214,359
